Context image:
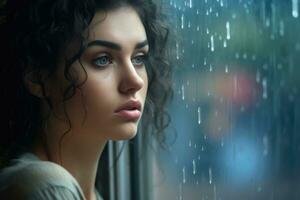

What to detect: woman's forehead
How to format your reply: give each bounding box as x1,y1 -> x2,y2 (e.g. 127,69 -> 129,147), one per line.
87,6 -> 147,45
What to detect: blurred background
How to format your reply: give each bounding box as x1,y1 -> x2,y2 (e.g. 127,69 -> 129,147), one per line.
148,0 -> 300,199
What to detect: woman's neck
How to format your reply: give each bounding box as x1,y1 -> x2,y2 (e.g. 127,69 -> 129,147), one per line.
31,127 -> 107,200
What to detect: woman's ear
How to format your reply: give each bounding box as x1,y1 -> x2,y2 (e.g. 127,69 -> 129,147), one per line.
23,71 -> 49,99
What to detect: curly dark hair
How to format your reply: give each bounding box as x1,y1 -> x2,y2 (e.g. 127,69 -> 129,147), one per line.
0,0 -> 173,166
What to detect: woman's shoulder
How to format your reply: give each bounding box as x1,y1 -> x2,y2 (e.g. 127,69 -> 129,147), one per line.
0,152 -> 84,199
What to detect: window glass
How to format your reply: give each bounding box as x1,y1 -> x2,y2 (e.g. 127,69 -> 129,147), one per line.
151,0 -> 300,199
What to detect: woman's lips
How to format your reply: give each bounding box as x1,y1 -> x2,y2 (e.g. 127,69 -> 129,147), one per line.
115,109 -> 141,121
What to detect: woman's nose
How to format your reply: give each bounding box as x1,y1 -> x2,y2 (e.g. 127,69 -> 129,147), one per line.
118,60 -> 145,94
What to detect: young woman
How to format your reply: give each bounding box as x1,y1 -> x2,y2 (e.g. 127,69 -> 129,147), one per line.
0,0 -> 172,199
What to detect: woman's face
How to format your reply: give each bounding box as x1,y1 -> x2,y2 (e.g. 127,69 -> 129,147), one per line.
48,6 -> 149,140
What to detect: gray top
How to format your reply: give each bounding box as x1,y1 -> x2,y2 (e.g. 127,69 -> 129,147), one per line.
0,152 -> 103,200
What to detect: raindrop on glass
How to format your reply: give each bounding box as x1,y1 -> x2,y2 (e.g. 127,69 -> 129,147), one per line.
223,40 -> 227,48
182,167 -> 186,184
209,64 -> 213,72
226,21 -> 231,40
176,42 -> 180,60
263,135 -> 269,156
221,138 -> 224,147
192,159 -> 196,175
181,85 -> 185,100
213,184 -> 217,200
233,74 -> 238,98
292,0 -> 299,18
256,70 -> 261,83
198,106 -> 201,124
220,0 -> 224,7
262,78 -> 268,99
179,183 -> 183,200
225,65 -> 229,73
209,167 -> 213,184
181,14 -> 184,29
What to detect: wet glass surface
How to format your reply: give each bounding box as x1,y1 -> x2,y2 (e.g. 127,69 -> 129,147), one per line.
151,0 -> 300,199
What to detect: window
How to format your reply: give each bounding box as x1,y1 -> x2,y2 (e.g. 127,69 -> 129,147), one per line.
106,0 -> 300,199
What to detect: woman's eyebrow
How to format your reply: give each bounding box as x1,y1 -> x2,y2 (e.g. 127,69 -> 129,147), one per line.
87,39 -> 148,50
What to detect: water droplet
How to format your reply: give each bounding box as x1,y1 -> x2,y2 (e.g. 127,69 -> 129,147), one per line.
262,78 -> 268,99
233,75 -> 238,99
210,35 -> 215,52
192,159 -> 196,175
263,135 -> 269,156
235,52 -> 240,59
256,70 -> 261,83
209,168 -> 212,184
223,40 -> 227,48
189,0 -> 193,8
226,21 -> 231,40
182,167 -> 186,184
189,139 -> 192,147
179,183 -> 183,200
265,18 -> 270,27
181,14 -> 184,29
225,65 -> 229,73
176,43 -> 180,60
213,184 -> 217,200
198,107 -> 201,124
181,85 -> 185,100
220,0 -> 224,7
292,0 -> 299,18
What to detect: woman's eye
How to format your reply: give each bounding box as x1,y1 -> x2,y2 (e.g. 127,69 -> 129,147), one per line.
132,54 -> 148,66
93,55 -> 113,68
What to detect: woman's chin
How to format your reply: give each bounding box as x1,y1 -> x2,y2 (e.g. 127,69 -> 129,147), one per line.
109,123 -> 138,140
